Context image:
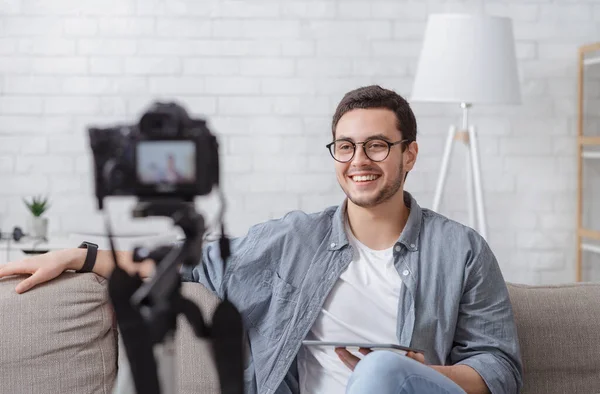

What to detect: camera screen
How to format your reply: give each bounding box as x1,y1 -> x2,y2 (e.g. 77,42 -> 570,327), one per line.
137,141 -> 196,185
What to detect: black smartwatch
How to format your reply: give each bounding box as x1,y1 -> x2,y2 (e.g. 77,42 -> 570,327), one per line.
77,241 -> 99,273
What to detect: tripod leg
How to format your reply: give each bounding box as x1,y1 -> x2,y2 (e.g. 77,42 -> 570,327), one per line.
155,333 -> 177,394
112,334 -> 177,394
468,126 -> 488,240
432,125 -> 457,212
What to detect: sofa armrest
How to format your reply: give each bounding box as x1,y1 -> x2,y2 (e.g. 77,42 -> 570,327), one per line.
0,272 -> 117,394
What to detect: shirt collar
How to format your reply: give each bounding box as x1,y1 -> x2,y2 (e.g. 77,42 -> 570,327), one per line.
328,190 -> 422,252
329,199 -> 349,250
398,191 -> 422,252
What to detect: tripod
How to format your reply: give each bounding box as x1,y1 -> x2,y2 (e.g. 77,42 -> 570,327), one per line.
432,103 -> 488,240
108,199 -> 244,394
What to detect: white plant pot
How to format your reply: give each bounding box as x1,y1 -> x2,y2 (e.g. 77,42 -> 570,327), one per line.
28,216 -> 48,239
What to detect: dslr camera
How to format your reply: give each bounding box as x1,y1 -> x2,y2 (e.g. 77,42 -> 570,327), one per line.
88,102 -> 219,209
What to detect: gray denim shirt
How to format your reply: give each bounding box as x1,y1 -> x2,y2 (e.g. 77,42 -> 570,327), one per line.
183,191 -> 523,394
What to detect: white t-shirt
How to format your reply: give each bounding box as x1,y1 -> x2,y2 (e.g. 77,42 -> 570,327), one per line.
297,221 -> 403,393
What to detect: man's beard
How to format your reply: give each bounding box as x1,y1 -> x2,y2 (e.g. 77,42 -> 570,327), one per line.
345,162 -> 404,208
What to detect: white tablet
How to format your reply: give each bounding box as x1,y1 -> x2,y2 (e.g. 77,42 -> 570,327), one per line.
302,340 -> 424,355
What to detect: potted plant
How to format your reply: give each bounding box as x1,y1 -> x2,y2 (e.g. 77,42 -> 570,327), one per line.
23,195 -> 51,239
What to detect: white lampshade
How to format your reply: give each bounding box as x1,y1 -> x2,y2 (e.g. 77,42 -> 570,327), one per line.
411,14 -> 521,105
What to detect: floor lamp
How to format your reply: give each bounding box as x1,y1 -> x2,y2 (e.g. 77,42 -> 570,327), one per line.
411,14 -> 522,240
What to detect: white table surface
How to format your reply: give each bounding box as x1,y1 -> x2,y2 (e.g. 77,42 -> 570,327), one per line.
0,232 -> 179,264
0,236 -> 72,264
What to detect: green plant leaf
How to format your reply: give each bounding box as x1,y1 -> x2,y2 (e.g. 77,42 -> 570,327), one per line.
23,195 -> 51,217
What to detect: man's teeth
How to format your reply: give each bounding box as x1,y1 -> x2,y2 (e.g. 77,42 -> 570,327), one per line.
352,175 -> 379,182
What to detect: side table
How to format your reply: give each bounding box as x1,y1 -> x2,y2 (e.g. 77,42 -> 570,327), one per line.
0,237 -> 73,265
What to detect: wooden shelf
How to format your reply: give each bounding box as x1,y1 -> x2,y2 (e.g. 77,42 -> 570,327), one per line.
584,57 -> 600,66
579,136 -> 600,146
579,228 -> 600,241
578,230 -> 600,273
582,243 -> 600,255
576,42 -> 600,282
580,42 -> 600,53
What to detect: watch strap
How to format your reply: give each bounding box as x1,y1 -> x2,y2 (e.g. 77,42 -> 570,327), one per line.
77,241 -> 98,273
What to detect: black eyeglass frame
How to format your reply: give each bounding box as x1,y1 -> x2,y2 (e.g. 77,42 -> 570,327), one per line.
326,138 -> 410,163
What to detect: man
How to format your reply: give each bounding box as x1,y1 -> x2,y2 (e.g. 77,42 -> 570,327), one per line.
165,153 -> 185,183
0,85 -> 522,394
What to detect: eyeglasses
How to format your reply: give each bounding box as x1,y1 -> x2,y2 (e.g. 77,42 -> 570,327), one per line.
326,138 -> 409,163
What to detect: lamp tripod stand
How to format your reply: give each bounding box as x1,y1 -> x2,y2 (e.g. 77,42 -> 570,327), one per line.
432,103 -> 488,240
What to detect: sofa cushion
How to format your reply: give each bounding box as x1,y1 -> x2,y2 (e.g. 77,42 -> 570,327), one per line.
0,272 -> 117,394
507,282 -> 600,394
176,282 -> 222,394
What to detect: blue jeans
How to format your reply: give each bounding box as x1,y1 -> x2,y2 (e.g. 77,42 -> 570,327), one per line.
346,351 -> 467,394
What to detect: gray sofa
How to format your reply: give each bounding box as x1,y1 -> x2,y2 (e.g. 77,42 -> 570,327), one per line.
1,273 -> 599,394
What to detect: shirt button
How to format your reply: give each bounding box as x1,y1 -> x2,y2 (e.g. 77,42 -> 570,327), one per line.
394,245 -> 401,252
410,243 -> 416,248
330,242 -> 336,248
402,270 -> 409,276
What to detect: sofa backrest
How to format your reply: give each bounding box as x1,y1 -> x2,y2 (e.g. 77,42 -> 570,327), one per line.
3,273 -> 600,394
181,282 -> 600,394
507,282 -> 600,394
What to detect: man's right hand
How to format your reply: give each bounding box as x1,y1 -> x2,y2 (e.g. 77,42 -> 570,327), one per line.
0,249 -> 85,294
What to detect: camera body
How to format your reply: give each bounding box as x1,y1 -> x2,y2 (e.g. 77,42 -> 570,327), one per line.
88,102 -> 219,208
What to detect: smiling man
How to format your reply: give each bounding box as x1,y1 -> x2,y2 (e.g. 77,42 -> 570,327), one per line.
0,85 -> 522,394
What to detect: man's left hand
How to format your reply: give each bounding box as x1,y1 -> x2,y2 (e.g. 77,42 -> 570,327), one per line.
335,347 -> 371,371
406,350 -> 426,364
335,348 -> 426,371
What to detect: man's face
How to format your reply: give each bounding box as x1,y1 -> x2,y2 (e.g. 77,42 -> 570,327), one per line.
333,108 -> 415,208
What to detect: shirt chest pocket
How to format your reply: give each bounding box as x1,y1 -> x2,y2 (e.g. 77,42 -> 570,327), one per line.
246,270 -> 298,341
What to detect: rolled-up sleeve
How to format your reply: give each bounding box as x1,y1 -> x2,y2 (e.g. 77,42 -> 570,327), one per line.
451,237 -> 523,394
182,238 -> 227,296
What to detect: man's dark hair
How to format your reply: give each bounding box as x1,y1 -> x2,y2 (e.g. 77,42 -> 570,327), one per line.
331,85 -> 417,144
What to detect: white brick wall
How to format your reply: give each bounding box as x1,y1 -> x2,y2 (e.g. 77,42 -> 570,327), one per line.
0,0 -> 599,284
